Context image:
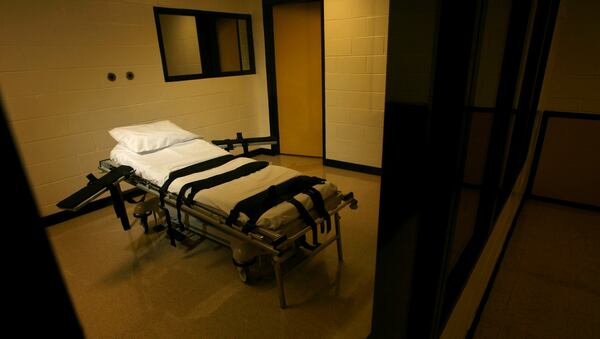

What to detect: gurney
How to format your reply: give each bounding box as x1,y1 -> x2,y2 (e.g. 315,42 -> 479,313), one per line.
57,121 -> 358,308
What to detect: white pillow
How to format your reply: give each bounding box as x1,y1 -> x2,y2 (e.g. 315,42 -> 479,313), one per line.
109,120 -> 199,153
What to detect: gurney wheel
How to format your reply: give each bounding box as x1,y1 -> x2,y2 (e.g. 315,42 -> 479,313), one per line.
237,266 -> 250,283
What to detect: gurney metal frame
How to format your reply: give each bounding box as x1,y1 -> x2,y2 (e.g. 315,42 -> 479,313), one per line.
95,159 -> 358,308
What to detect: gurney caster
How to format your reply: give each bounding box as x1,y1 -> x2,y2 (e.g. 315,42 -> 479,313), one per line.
236,266 -> 250,283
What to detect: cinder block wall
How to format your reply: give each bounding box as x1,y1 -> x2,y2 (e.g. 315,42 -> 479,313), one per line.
0,0 -> 269,216
539,0 -> 600,113
324,0 -> 389,168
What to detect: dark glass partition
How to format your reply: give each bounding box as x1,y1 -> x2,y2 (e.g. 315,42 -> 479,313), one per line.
371,0 -> 559,336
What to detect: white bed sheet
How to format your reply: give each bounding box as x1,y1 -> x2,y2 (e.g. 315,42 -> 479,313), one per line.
110,139 -> 337,230
110,139 -> 230,186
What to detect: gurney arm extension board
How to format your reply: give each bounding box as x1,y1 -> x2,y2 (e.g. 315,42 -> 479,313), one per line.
56,166 -> 134,230
212,132 -> 277,155
342,192 -> 358,210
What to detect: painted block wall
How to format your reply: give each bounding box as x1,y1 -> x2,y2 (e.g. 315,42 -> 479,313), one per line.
0,0 -> 269,216
324,0 -> 389,168
539,0 -> 600,113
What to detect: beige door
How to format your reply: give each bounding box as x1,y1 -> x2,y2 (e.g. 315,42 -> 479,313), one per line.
273,2 -> 322,157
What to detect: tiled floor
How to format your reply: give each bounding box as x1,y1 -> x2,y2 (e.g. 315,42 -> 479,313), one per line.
46,155 -> 381,338
474,200 -> 600,338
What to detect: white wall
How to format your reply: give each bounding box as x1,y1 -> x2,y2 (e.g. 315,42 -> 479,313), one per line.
0,0 -> 269,216
324,0 -> 389,168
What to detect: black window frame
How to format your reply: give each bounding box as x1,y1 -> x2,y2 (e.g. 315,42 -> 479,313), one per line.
153,7 -> 256,82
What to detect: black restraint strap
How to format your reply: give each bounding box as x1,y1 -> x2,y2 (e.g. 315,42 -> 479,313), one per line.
184,161 -> 269,206
226,175 -> 325,229
108,184 -> 130,231
176,161 -> 269,223
156,154 -> 234,246
287,198 -> 319,245
159,154 -> 235,200
304,186 -> 331,233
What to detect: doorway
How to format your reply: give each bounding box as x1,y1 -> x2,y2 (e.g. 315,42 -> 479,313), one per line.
266,1 -> 323,157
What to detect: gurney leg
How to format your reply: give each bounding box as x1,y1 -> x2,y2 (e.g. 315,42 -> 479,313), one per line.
273,257 -> 286,309
334,213 -> 344,262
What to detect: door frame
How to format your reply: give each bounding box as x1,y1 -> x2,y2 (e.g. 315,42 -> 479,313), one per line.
263,0 -> 325,158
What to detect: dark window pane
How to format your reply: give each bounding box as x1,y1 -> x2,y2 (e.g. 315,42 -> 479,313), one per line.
159,14 -> 202,76
238,19 -> 251,71
216,18 -> 241,72
154,7 -> 255,81
472,0 -> 512,107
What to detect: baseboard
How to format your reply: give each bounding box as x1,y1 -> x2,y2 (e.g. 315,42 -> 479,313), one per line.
41,188 -> 145,228
323,158 -> 381,175
528,194 -> 600,212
